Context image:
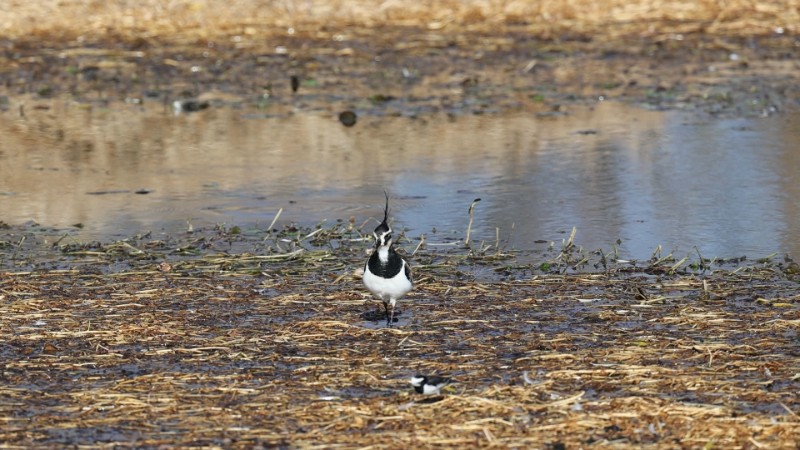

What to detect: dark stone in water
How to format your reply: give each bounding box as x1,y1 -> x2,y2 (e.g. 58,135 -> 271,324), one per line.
339,110 -> 357,127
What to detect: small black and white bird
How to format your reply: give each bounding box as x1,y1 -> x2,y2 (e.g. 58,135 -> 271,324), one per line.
362,192 -> 413,326
409,375 -> 453,395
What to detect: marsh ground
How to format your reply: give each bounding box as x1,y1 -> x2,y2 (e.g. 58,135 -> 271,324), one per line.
1,1 -> 800,448
1,0 -> 799,117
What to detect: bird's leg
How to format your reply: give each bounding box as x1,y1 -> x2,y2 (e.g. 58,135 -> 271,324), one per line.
383,301 -> 391,327
389,302 -> 396,327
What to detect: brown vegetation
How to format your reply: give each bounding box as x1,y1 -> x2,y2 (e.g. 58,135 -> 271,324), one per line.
1,223 -> 799,447
2,0 -> 798,43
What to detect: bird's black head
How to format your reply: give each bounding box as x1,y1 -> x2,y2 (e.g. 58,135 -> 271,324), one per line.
373,191 -> 393,247
409,375 -> 427,387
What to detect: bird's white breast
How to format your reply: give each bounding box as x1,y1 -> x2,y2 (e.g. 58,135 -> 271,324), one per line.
363,260 -> 412,305
422,383 -> 444,395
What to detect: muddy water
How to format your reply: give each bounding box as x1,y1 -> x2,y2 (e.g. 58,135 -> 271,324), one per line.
1,99 -> 798,260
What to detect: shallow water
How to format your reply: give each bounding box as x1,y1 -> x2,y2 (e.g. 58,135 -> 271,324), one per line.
1,100 -> 798,260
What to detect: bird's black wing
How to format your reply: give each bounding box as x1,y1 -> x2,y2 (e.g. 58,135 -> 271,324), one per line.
427,376 -> 451,387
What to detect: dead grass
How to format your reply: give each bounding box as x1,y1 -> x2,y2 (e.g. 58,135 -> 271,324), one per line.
1,0 -> 798,43
1,224 -> 799,448
1,1 -> 797,118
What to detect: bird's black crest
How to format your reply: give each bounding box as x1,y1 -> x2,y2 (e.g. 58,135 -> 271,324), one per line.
382,190 -> 390,225
374,190 -> 391,236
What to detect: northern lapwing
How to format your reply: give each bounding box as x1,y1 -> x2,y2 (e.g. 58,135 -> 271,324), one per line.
363,192 -> 413,326
409,375 -> 453,395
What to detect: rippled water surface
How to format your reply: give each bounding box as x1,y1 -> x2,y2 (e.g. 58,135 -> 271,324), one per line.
2,100 -> 798,259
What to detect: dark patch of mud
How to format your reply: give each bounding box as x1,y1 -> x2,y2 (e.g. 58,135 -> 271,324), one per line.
1,28 -> 798,118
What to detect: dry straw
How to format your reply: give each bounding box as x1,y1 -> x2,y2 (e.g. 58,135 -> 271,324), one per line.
1,219 -> 799,447
2,0 -> 797,42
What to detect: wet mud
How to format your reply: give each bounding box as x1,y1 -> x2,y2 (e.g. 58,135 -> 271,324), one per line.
2,13 -> 800,448
1,223 -> 799,447
2,26 -> 799,118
